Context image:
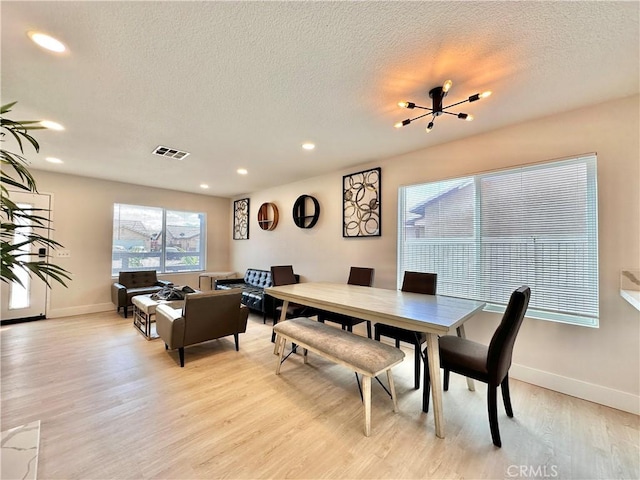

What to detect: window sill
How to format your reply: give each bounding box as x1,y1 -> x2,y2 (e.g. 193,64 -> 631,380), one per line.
483,304 -> 598,328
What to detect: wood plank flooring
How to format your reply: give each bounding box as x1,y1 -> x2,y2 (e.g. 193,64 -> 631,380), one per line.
1,311 -> 638,479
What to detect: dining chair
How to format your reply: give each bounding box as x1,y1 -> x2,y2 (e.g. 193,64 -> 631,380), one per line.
317,267 -> 375,337
374,271 -> 437,389
422,285 -> 531,447
269,265 -> 316,343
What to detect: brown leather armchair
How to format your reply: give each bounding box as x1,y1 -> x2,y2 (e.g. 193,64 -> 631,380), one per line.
111,270 -> 172,317
155,290 -> 249,367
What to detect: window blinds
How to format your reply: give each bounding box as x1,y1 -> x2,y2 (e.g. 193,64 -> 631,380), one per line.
398,155 -> 599,327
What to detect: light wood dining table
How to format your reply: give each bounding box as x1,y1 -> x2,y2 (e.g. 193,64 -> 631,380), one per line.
265,281 -> 486,439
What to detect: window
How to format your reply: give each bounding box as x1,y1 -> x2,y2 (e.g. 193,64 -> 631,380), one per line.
398,155 -> 599,327
112,204 -> 206,275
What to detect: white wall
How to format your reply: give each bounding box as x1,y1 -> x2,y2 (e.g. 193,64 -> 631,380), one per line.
231,95 -> 640,413
29,171 -> 232,318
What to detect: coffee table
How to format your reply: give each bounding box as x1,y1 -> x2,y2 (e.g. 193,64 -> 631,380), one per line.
132,295 -> 184,340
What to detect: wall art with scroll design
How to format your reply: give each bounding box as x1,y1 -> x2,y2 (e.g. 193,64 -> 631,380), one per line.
257,202 -> 279,231
343,167 -> 381,237
233,198 -> 250,240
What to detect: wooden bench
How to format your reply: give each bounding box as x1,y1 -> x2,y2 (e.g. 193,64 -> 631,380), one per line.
273,317 -> 405,436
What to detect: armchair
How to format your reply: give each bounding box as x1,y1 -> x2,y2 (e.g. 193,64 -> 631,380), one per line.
111,270 -> 172,317
155,290 -> 249,367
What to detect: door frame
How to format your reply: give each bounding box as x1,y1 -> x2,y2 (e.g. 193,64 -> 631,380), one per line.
1,190 -> 55,324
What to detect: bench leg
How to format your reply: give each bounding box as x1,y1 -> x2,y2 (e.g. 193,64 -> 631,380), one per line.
363,375 -> 372,437
275,336 -> 286,375
386,369 -> 399,413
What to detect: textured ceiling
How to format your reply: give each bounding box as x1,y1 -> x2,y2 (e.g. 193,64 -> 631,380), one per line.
2,1 -> 638,198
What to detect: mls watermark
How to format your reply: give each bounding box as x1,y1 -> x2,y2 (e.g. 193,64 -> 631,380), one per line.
506,465 -> 559,478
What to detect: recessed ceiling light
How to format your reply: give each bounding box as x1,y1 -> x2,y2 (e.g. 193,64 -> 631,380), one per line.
200,184 -> 209,189
237,168 -> 248,175
45,157 -> 63,164
40,120 -> 65,131
302,143 -> 315,150
28,31 -> 66,53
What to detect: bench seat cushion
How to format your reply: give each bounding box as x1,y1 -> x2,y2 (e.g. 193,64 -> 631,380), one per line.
274,317 -> 405,376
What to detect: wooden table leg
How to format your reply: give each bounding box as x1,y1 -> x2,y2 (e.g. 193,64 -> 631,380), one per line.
273,300 -> 290,355
426,332 -> 445,438
456,325 -> 475,392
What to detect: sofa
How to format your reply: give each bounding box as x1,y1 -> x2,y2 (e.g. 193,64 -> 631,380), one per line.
215,268 -> 299,322
156,290 -> 249,367
111,270 -> 173,318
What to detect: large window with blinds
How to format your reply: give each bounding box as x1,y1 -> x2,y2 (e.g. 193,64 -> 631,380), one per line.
398,155 -> 599,327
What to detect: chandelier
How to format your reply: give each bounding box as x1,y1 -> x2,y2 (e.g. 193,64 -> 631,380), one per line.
394,80 -> 492,132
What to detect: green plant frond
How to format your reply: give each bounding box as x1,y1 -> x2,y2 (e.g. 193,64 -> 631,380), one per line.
1,176 -> 33,192
1,101 -> 69,289
9,210 -> 51,224
3,260 -> 71,288
1,234 -> 65,253
3,128 -> 25,153
1,102 -> 18,114
0,266 -> 24,287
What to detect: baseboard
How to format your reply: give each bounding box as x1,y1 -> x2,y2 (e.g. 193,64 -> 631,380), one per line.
48,302 -> 114,318
510,363 -> 640,415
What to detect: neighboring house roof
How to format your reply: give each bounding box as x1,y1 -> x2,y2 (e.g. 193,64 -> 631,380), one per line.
118,220 -> 152,237
408,180 -> 473,216
166,225 -> 201,240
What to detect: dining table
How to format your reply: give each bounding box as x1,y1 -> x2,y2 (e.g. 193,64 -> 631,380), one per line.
265,281 -> 486,439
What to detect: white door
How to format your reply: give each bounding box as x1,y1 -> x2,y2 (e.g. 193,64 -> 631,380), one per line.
1,191 -> 52,322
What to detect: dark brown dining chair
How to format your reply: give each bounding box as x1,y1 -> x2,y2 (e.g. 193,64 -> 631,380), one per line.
374,271 -> 437,389
422,285 -> 531,447
269,265 -> 316,342
317,267 -> 375,337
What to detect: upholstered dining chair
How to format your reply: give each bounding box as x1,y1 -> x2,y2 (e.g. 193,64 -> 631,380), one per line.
317,267 -> 375,338
374,271 -> 437,389
270,265 -> 307,318
421,285 -> 531,447
269,265 -> 314,342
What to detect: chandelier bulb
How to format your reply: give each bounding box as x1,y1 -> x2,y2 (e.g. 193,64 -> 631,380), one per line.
398,101 -> 416,109
394,119 -> 411,128
480,91 -> 492,99
442,79 -> 453,93
466,114 -> 474,122
426,121 -> 434,132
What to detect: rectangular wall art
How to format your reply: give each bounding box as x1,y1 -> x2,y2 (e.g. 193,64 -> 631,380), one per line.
343,167 -> 381,237
233,198 -> 250,240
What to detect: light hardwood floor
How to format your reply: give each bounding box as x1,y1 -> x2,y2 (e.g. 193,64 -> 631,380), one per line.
1,311 -> 638,479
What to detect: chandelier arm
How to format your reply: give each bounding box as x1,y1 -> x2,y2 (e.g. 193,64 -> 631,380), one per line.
411,105 -> 433,111
441,111 -> 461,117
407,111 -> 434,123
442,99 -> 470,110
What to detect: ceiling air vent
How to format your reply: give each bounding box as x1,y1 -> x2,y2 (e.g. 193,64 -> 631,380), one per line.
152,145 -> 190,160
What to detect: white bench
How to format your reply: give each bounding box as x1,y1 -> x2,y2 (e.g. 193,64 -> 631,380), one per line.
273,317 -> 405,436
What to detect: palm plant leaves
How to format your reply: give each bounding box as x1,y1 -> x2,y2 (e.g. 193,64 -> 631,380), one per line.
1,101 -> 70,288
